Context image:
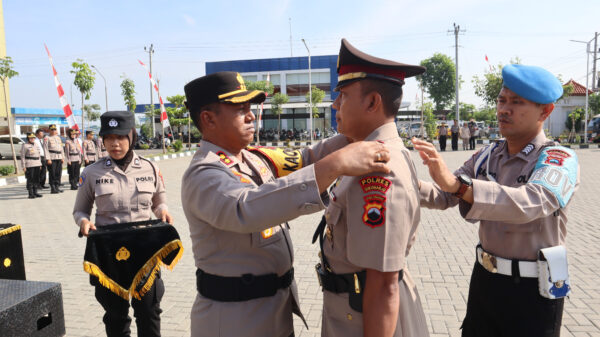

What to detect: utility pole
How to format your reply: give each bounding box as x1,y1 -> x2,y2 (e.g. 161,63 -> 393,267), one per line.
157,78 -> 165,154
593,32 -> 598,91
289,18 -> 293,57
302,39 -> 312,143
449,23 -> 465,123
144,44 -> 155,138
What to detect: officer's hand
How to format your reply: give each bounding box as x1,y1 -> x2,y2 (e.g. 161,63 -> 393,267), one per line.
85,160 -> 89,164
80,219 -> 97,237
160,210 -> 173,224
337,141 -> 391,176
47,160 -> 51,165
61,159 -> 64,164
412,138 -> 457,192
23,168 -> 26,173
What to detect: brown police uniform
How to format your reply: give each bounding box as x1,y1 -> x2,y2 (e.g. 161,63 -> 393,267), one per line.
65,138 -> 82,190
319,123 -> 429,337
97,137 -> 108,158
420,131 -> 580,336
43,132 -> 64,193
438,124 -> 448,151
181,135 -> 347,337
83,139 -> 99,164
21,140 -> 42,198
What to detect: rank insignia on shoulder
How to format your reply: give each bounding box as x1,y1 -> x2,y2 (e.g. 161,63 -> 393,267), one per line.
362,194 -> 386,228
216,151 -> 233,165
246,146 -> 303,177
359,176 -> 391,194
521,143 -> 535,155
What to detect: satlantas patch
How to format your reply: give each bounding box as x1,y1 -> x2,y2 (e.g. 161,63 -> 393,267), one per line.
362,194 -> 386,228
359,176 -> 391,194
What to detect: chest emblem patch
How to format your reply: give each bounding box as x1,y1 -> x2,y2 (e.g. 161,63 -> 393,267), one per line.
115,247 -> 131,261
362,194 -> 386,228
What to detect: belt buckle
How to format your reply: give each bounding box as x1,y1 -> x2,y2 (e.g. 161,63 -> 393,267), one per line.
481,251 -> 497,273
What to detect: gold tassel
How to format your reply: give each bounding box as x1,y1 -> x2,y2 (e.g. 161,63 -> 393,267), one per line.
0,224 -> 21,237
83,261 -> 130,300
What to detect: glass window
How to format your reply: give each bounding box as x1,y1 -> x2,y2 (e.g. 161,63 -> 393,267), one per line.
242,75 -> 257,83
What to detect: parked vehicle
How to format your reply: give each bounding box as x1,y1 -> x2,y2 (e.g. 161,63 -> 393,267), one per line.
0,135 -> 26,159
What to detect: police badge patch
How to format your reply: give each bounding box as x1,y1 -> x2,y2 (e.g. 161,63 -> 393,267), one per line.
78,173 -> 86,187
108,119 -> 118,127
362,194 -> 386,228
359,176 -> 391,194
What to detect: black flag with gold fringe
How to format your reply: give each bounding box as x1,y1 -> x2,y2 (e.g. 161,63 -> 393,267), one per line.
83,220 -> 183,300
0,224 -> 26,280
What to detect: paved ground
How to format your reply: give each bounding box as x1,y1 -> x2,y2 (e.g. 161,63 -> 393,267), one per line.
0,147 -> 598,336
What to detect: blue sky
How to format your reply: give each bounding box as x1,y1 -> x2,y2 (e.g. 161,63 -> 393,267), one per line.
4,0 -> 599,111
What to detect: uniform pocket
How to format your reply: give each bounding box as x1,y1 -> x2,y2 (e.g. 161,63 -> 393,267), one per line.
135,181 -> 155,209
95,183 -> 119,211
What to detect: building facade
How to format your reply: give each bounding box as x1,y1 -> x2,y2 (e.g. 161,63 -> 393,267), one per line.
10,107 -> 83,136
206,55 -> 339,133
546,79 -> 594,137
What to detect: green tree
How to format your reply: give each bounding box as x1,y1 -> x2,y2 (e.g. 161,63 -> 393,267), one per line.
143,105 -> 158,138
0,56 -> 20,174
245,80 -> 274,96
450,102 -> 477,121
120,75 -> 136,112
566,107 -> 584,137
166,95 -> 190,137
271,92 -> 289,136
83,104 -> 101,122
587,92 -> 600,116
416,101 -> 437,140
305,85 -> 325,117
472,58 -> 521,107
418,53 -> 456,112
473,107 -> 497,124
71,59 -> 95,133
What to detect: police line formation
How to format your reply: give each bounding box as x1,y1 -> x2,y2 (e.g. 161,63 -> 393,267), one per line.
7,38 -> 579,337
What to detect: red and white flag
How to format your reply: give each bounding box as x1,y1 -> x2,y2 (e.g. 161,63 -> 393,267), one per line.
44,44 -> 79,130
138,59 -> 170,128
485,55 -> 493,72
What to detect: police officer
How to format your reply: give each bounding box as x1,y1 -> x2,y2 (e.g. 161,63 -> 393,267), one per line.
34,129 -> 48,189
43,124 -> 64,194
413,64 -> 579,337
314,39 -> 429,337
181,71 -> 390,337
20,132 -> 43,199
439,122 -> 448,151
73,111 -> 173,337
65,129 -> 82,190
451,119 -> 460,151
83,130 -> 99,166
97,135 -> 108,158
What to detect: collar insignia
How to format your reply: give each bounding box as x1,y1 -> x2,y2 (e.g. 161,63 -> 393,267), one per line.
521,143 -> 535,155
106,159 -> 112,167
216,151 -> 233,165
134,158 -> 140,165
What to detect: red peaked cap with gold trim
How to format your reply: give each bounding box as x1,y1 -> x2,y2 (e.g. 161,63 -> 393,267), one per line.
335,39 -> 425,91
184,71 -> 266,112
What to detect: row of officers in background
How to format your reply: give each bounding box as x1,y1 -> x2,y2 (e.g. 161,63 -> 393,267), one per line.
19,124 -> 108,198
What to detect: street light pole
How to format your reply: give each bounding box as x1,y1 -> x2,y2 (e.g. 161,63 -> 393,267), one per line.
302,38 -> 313,143
144,44 -> 155,138
570,38 -> 594,143
91,65 -> 108,112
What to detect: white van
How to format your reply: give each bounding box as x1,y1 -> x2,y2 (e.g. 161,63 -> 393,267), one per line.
0,135 -> 26,159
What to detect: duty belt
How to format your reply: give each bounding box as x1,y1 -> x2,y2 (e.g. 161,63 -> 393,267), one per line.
69,152 -> 79,155
49,150 -> 61,154
476,244 -> 538,278
196,267 -> 294,302
86,152 -> 96,155
25,156 -> 39,160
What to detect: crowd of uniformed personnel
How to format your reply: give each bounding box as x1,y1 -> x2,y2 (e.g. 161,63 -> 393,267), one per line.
10,37 -> 578,337
20,125 -> 105,198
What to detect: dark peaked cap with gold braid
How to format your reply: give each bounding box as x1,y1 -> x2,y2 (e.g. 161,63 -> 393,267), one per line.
184,71 -> 266,112
335,38 -> 426,91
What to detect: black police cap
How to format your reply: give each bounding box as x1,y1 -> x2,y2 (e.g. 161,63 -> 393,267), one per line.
184,71 -> 266,112
335,39 -> 426,91
99,111 -> 135,136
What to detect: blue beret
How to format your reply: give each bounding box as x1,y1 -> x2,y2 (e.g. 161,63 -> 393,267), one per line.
502,64 -> 563,104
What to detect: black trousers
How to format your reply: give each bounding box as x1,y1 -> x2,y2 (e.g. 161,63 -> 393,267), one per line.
48,159 -> 62,187
451,133 -> 459,151
25,166 -> 40,190
39,156 -> 47,187
67,161 -> 81,188
92,274 -> 164,337
439,136 -> 447,151
469,136 -> 476,150
461,262 -> 564,337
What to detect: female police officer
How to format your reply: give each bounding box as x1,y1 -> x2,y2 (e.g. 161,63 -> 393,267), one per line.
73,110 -> 173,337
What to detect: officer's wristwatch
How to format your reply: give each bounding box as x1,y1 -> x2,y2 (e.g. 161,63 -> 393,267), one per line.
453,174 -> 472,199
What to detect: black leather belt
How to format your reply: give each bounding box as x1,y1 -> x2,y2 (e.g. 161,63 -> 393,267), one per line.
86,152 -> 96,155
25,156 -> 39,160
49,150 -> 61,154
69,152 -> 79,155
196,268 -> 294,302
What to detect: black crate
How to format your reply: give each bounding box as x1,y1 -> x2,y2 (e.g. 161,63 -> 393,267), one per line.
0,223 -> 26,280
0,279 -> 65,336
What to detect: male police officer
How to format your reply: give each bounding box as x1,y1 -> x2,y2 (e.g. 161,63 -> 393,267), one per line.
413,64 -> 579,337
34,128 -> 48,189
315,39 -> 429,337
181,71 -> 390,337
83,130 -> 99,166
43,124 -> 64,193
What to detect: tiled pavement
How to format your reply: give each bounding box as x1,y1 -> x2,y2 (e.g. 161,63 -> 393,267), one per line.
0,147 -> 598,336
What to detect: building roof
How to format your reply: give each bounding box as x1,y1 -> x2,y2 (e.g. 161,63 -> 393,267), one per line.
563,79 -> 593,96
